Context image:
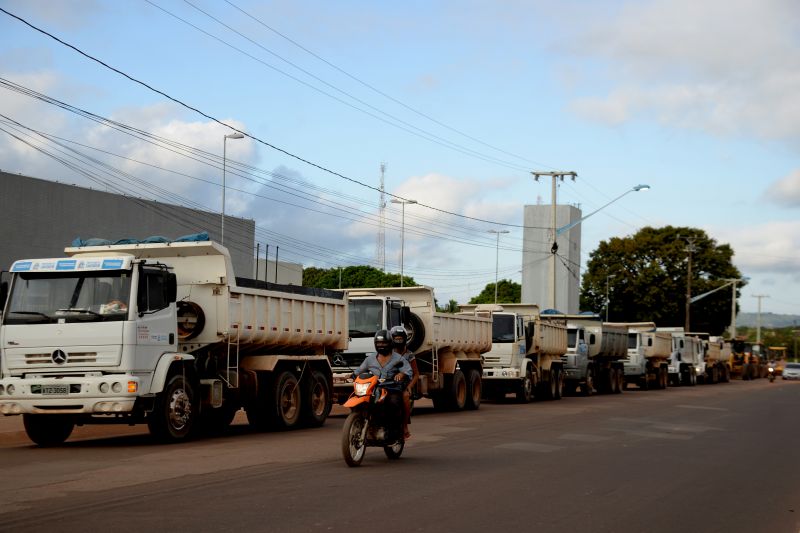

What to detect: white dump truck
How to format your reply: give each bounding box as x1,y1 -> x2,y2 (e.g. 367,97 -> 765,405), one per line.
659,327 -> 702,386
543,314 -> 628,395
0,237 -> 347,446
687,333 -> 731,384
330,287 -> 491,411
458,303 -> 568,402
609,322 -> 671,390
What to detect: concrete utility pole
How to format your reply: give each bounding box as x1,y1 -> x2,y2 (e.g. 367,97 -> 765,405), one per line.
679,235 -> 697,331
488,229 -> 510,304
532,171 -> 577,310
752,294 -> 769,344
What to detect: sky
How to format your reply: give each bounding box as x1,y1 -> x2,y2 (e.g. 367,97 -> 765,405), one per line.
0,0 -> 798,315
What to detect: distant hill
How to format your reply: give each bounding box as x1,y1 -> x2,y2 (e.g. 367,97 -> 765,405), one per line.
737,312 -> 800,329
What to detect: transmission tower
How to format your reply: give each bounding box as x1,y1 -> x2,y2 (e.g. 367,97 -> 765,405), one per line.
374,162 -> 387,271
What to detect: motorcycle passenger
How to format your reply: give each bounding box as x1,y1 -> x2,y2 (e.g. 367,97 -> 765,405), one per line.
389,325 -> 419,440
352,330 -> 411,433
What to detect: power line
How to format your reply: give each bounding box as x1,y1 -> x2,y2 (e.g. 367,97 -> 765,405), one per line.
0,7 -> 547,229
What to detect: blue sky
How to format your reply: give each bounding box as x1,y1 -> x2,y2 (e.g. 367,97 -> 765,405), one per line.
1,0 -> 798,314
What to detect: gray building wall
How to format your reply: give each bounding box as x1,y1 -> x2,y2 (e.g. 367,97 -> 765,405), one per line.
0,172 -> 256,278
521,204 -> 582,313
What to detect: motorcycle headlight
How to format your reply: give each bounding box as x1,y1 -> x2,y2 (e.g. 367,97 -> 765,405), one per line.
768,367 -> 774,372
354,382 -> 370,396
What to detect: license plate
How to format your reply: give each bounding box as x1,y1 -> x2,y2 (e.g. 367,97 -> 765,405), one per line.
42,384 -> 69,395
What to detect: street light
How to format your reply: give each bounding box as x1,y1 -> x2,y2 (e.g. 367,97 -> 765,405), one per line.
222,132 -> 245,246
488,229 -> 510,304
390,198 -> 417,287
689,276 -> 749,338
546,182 -> 650,310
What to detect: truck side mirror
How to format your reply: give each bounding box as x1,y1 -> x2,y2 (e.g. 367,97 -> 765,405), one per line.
589,333 -> 596,345
0,281 -> 7,310
647,338 -> 653,347
401,306 -> 411,324
165,273 -> 177,303
524,322 -> 535,352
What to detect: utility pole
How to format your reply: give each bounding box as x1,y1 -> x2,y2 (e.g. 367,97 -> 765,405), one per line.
532,171 -> 577,310
374,163 -> 387,271
605,274 -> 615,322
679,235 -> 697,331
752,294 -> 769,344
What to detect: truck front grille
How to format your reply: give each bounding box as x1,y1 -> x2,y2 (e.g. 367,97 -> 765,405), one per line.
25,352 -> 98,365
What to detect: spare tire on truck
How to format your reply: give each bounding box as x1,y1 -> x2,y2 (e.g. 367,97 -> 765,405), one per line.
404,313 -> 426,353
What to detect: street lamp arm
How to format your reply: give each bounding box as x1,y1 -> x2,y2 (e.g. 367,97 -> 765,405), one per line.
555,184 -> 649,236
689,280 -> 736,304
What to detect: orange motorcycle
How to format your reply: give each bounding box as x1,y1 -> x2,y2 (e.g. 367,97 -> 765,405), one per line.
341,372 -> 406,467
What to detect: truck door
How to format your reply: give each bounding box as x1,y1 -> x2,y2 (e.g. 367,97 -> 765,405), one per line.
134,267 -> 178,374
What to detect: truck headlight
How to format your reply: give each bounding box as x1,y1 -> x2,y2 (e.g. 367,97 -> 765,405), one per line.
6,385 -> 14,395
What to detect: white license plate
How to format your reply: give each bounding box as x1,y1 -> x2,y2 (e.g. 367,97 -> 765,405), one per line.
42,384 -> 69,395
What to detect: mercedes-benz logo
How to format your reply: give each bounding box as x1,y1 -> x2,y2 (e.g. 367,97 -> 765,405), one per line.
52,350 -> 68,365
332,355 -> 345,366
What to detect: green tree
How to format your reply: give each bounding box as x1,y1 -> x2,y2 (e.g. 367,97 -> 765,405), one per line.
468,279 -> 521,305
580,226 -> 742,335
436,299 -> 460,313
302,265 -> 415,289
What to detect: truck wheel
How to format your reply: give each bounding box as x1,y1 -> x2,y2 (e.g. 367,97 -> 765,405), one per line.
517,372 -> 533,403
659,367 -> 668,389
448,370 -> 467,411
690,367 -> 697,386
554,367 -> 564,400
405,313 -> 426,353
301,370 -> 332,427
148,372 -> 198,442
616,368 -> 624,394
272,371 -> 302,429
545,370 -> 557,400
23,414 -> 74,447
465,368 -> 481,410
581,366 -> 595,396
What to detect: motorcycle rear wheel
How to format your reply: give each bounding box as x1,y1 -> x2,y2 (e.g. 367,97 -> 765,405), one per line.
384,440 -> 404,460
342,412 -> 367,467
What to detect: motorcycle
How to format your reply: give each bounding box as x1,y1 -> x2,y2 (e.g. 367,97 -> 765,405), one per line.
341,372 -> 406,467
768,366 -> 775,382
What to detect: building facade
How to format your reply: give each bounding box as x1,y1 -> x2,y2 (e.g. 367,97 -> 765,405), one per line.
521,204 -> 582,313
0,171 -> 258,277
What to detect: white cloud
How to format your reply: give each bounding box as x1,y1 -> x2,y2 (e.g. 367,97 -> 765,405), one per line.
560,0 -> 800,145
713,220 -> 800,276
764,170 -> 800,207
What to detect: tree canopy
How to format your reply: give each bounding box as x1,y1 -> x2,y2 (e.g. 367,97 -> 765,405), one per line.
468,279 -> 521,305
302,265 -> 415,289
580,226 -> 743,335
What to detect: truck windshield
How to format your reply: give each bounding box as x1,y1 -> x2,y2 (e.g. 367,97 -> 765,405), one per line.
3,271 -> 132,325
348,299 -> 383,338
567,328 -> 578,349
492,314 -> 516,343
628,333 -> 638,349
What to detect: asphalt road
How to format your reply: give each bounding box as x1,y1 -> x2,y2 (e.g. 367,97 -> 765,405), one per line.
0,379 -> 798,533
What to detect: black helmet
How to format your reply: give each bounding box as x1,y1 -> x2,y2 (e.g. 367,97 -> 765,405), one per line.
389,325 -> 408,350
374,329 -> 392,355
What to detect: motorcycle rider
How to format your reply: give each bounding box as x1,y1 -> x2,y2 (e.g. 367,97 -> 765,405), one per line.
389,325 -> 419,440
352,330 -> 411,433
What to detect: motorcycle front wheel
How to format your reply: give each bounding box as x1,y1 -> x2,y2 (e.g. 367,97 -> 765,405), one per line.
342,412 -> 368,467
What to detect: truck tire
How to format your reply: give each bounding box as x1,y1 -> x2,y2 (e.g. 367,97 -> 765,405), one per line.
553,366 -> 564,400
148,372 -> 198,442
616,367 -> 624,394
448,370 -> 467,411
581,366 -> 595,396
301,370 -> 332,427
517,371 -> 534,403
272,371 -> 302,429
405,313 -> 426,353
465,368 -> 481,410
689,367 -> 697,386
23,414 -> 74,447
659,366 -> 668,389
